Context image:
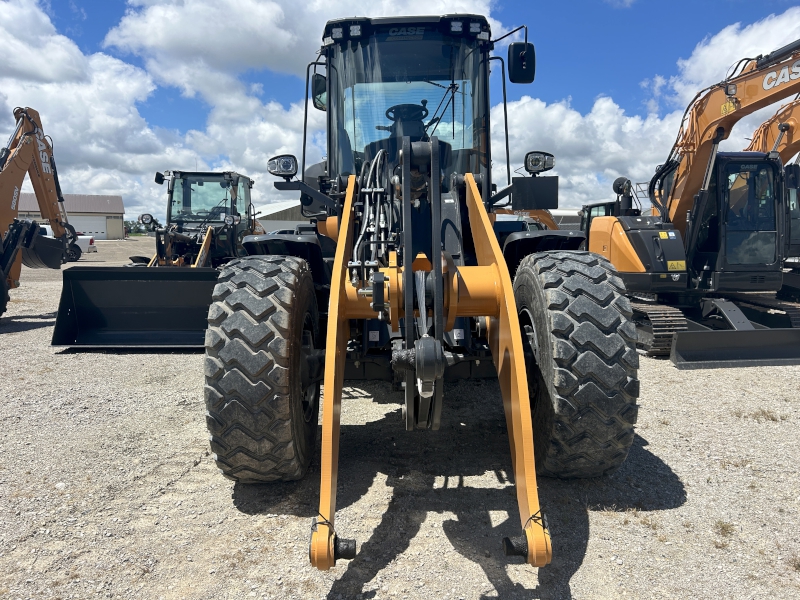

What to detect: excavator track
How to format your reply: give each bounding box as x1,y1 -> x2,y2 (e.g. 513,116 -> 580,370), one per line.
725,293 -> 800,328
630,301 -> 688,356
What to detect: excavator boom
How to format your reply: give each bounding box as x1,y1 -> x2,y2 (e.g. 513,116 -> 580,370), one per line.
658,40 -> 800,235
1,107 -> 75,317
745,97 -> 800,164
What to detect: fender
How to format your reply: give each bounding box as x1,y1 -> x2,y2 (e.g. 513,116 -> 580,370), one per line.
502,229 -> 585,276
242,232 -> 333,311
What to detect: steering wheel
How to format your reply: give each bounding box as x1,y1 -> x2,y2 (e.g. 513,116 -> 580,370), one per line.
195,209 -> 210,215
385,103 -> 429,123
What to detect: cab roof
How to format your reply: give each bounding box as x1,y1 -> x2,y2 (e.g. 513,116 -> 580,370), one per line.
322,14 -> 491,41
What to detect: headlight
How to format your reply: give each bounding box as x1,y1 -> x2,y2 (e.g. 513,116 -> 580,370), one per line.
267,154 -> 298,179
224,215 -> 241,226
139,213 -> 153,225
524,151 -> 555,175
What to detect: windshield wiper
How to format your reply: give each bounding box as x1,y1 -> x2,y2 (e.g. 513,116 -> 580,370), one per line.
425,82 -> 459,140
194,195 -> 231,231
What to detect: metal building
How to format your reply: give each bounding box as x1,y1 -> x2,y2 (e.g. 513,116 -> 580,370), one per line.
18,193 -> 125,240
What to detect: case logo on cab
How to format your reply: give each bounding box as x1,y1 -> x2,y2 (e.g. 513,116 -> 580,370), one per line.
389,27 -> 425,36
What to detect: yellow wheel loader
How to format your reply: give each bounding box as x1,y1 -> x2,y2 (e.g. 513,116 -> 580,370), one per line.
580,39 -> 800,369
52,170 -> 263,346
203,15 -> 639,570
1,107 -> 78,319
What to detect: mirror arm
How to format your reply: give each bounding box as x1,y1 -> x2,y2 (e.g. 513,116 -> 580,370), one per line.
274,180 -> 338,211
491,24 -> 527,45
489,56 -> 511,188
302,60 -> 326,183
488,184 -> 513,207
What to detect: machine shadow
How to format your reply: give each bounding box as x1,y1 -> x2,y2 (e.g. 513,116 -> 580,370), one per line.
0,312 -> 56,333
232,380 -> 685,600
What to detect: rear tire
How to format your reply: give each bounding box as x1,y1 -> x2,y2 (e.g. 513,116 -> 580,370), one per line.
513,251 -> 639,478
66,244 -> 81,262
204,256 -> 320,483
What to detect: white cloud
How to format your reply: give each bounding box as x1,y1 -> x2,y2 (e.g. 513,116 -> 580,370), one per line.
493,96 -> 681,208
104,0 -> 501,102
0,0 -> 87,82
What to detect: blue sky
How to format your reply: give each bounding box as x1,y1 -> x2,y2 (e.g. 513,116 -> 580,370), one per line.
44,0 -> 800,133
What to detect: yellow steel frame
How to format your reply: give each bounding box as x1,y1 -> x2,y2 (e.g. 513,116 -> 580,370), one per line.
192,226 -> 214,268
309,173 -> 551,569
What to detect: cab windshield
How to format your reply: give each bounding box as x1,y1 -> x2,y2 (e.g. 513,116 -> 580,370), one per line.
724,163 -> 777,264
168,175 -> 248,224
328,31 -> 488,181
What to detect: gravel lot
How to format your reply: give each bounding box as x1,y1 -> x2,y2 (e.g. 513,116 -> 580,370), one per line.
1,238 -> 800,600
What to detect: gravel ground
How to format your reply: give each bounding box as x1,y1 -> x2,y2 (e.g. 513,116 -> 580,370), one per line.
1,239 -> 799,600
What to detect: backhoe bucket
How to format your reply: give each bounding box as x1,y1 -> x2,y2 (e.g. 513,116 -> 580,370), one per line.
53,267 -> 219,347
20,233 -> 64,269
670,328 -> 800,369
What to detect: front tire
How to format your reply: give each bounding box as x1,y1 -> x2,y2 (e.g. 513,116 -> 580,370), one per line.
66,244 -> 82,262
204,256 -> 320,483
513,251 -> 639,478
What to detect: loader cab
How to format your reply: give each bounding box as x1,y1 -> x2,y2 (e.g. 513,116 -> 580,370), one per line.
161,170 -> 255,263
686,152 -> 786,292
165,171 -> 251,230
314,16 -> 495,196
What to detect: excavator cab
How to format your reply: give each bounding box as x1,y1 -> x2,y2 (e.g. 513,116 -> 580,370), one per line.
686,153 -> 786,292
785,163 -> 800,257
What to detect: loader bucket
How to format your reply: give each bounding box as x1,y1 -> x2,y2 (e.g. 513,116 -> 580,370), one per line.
52,266 -> 219,347
21,234 -> 64,269
670,328 -> 800,369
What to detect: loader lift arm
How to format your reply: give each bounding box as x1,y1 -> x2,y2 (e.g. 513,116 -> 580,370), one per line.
1,107 -> 75,317
654,39 -> 800,235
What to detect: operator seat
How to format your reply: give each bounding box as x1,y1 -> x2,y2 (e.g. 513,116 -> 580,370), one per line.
363,122 -> 453,174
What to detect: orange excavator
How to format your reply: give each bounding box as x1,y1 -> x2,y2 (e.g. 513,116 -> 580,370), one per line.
745,96 -> 800,163
580,39 -> 800,368
744,97 -> 800,299
0,107 -> 76,318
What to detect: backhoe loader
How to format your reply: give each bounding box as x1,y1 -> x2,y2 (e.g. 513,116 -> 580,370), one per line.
580,39 -> 800,369
203,14 -> 640,570
744,98 -> 800,300
1,107 -> 77,319
52,170 -> 262,346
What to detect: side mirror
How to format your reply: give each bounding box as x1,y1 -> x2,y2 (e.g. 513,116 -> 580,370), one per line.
524,151 -> 554,174
312,73 -> 327,112
508,42 -> 535,84
268,154 -> 298,180
786,164 -> 800,189
154,172 -> 165,185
